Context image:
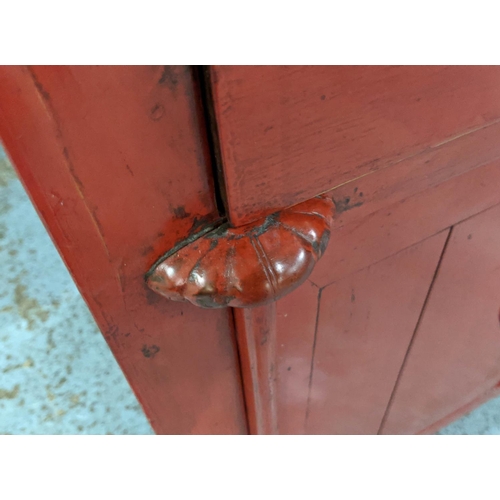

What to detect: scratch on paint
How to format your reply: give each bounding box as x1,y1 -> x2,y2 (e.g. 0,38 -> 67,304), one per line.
28,68 -> 113,263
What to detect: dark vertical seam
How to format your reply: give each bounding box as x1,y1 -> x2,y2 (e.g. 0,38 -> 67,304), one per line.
193,66 -> 229,218
305,286 -> 324,431
377,227 -> 454,435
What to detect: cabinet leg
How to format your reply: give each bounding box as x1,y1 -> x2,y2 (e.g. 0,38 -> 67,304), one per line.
233,304 -> 278,435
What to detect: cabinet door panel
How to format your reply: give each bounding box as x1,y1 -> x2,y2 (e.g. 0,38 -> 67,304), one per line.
276,231 -> 448,434
382,203 -> 500,435
0,66 -> 247,434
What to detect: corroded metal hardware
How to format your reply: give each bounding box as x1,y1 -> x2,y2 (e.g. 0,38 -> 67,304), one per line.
146,196 -> 335,308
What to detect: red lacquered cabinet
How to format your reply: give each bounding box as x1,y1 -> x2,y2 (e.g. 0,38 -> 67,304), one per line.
1,65 -> 500,434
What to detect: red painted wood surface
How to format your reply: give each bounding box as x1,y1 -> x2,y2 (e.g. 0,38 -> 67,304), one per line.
381,203 -> 500,435
211,66 -> 500,434
4,65 -> 500,435
211,66 -> 500,225
0,66 -> 247,434
421,382 -> 500,435
314,127 -> 500,288
274,280 -> 318,434
233,305 -> 278,434
147,195 -> 334,308
276,232 -> 448,434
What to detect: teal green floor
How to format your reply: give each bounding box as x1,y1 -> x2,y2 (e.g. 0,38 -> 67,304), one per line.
0,146 -> 498,435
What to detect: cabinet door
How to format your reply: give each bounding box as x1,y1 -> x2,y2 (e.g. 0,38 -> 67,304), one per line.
0,66 -> 247,434
381,203 -> 500,435
230,228 -> 448,434
209,66 -> 500,434
277,231 -> 448,434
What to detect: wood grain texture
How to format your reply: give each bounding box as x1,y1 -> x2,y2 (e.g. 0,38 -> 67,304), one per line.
0,66 -> 247,434
275,232 -> 448,434
309,131 -> 500,289
330,119 -> 500,231
211,66 -> 500,225
147,195 -> 334,308
233,304 -> 278,434
381,203 -> 500,435
271,137 -> 500,433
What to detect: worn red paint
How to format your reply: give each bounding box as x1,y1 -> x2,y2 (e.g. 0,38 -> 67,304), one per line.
3,65 -> 500,436
0,66 -> 247,434
234,304 -> 278,434
210,66 -> 500,225
381,203 -> 500,434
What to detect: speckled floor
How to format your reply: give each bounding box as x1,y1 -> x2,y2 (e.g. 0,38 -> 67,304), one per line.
437,397 -> 500,435
0,145 -> 499,435
0,147 -> 153,434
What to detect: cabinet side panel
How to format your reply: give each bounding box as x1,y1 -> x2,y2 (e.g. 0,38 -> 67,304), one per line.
0,66 -> 247,434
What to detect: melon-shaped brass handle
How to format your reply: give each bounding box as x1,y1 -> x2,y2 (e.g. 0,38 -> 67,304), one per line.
146,196 -> 335,308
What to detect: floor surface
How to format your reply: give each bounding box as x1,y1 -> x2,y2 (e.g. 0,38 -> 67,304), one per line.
0,146 -> 499,435
0,147 -> 153,434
